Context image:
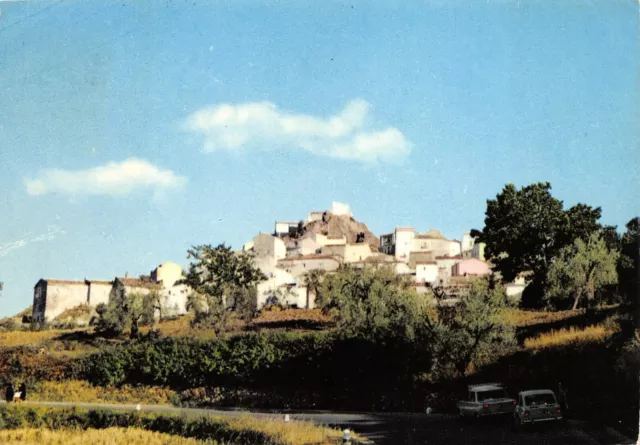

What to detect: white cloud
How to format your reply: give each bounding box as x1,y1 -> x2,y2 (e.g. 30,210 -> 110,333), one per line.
25,158 -> 186,197
182,99 -> 412,163
0,225 -> 65,259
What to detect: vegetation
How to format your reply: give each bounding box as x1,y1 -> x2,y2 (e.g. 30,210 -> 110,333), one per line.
31,380 -> 175,405
618,217 -> 640,309
0,428 -> 206,445
0,405 -> 349,445
428,275 -> 516,377
523,322 -> 618,350
546,233 -> 619,310
179,244 -> 266,333
319,265 -> 428,342
471,182 -> 607,308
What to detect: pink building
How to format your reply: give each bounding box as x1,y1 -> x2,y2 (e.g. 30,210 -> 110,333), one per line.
451,258 -> 490,277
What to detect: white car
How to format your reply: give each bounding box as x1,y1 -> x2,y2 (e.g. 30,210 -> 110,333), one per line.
513,389 -> 563,429
457,383 -> 516,419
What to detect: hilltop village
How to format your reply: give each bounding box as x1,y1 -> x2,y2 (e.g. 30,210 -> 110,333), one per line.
31,202 -> 527,322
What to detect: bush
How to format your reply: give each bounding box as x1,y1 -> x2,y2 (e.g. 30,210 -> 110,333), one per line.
78,331 -> 434,411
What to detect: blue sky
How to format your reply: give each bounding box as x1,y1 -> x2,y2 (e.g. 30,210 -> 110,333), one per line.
0,0 -> 638,317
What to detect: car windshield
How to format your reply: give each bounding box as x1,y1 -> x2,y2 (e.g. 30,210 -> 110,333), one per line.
477,389 -> 508,401
524,393 -> 556,406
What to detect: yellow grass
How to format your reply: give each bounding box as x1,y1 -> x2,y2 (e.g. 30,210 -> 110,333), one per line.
0,428 -> 205,445
223,414 -> 353,445
524,323 -> 618,350
503,308 -> 581,327
32,380 -> 175,405
0,330 -> 63,347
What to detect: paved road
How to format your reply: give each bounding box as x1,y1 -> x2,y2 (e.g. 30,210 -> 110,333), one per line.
1,401 -> 634,445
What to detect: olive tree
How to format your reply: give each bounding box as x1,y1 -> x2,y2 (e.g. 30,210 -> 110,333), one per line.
546,233 -> 619,310
179,243 -> 266,333
429,275 -> 516,377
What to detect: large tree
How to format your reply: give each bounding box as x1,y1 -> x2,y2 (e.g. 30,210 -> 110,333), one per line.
471,182 -> 603,307
429,275 -> 516,377
179,243 -> 266,333
545,233 -> 619,310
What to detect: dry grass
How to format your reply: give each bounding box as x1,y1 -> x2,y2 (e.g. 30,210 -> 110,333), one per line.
32,380 -> 175,405
224,414 -> 353,445
252,308 -> 331,325
53,304 -> 92,322
524,323 -> 618,350
503,308 -> 582,327
0,428 -> 205,445
152,309 -> 332,339
0,330 -> 64,347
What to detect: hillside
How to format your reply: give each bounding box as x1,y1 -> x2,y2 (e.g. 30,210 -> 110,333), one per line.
284,212 -> 380,252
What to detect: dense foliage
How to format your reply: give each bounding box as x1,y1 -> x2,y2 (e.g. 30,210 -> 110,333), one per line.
428,276 -> 517,377
471,182 -> 606,307
319,265 -> 430,342
546,233 -> 619,310
179,244 -> 266,333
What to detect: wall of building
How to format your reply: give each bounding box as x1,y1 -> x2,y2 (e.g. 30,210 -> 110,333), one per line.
40,282 -> 89,322
416,263 -> 438,283
253,233 -> 287,260
394,228 -> 415,262
452,259 -> 490,277
152,262 -> 184,288
275,222 -> 298,236
435,257 -> 461,282
287,237 -> 321,258
379,233 -> 395,255
277,256 -> 340,277
472,243 -> 486,260
87,282 -> 112,306
461,232 -> 474,252
311,233 -> 347,247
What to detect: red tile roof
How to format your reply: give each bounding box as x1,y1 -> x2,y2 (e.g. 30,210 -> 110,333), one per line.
416,261 -> 437,265
117,278 -> 162,290
435,255 -> 463,260
43,279 -> 87,286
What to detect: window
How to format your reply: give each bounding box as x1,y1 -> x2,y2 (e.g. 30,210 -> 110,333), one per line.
524,393 -> 556,406
477,389 -> 508,401
469,392 -> 475,402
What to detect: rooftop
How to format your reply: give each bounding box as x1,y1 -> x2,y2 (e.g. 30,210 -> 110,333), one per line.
278,255 -> 341,262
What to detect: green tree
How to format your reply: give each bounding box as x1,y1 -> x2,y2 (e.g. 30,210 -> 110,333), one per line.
429,275 -> 516,377
471,182 -> 602,307
546,233 -> 619,310
227,285 -> 258,322
618,217 -> 639,310
95,281 -> 128,337
302,269 -> 326,309
179,243 -> 266,333
95,283 -> 158,338
319,264 -> 427,342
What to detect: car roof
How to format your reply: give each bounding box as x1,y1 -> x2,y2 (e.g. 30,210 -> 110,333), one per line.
520,389 -> 555,396
470,385 -> 505,392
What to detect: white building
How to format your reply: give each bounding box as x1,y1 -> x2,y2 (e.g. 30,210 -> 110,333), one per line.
321,243 -> 373,263
380,227 -> 462,263
276,255 -> 341,278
